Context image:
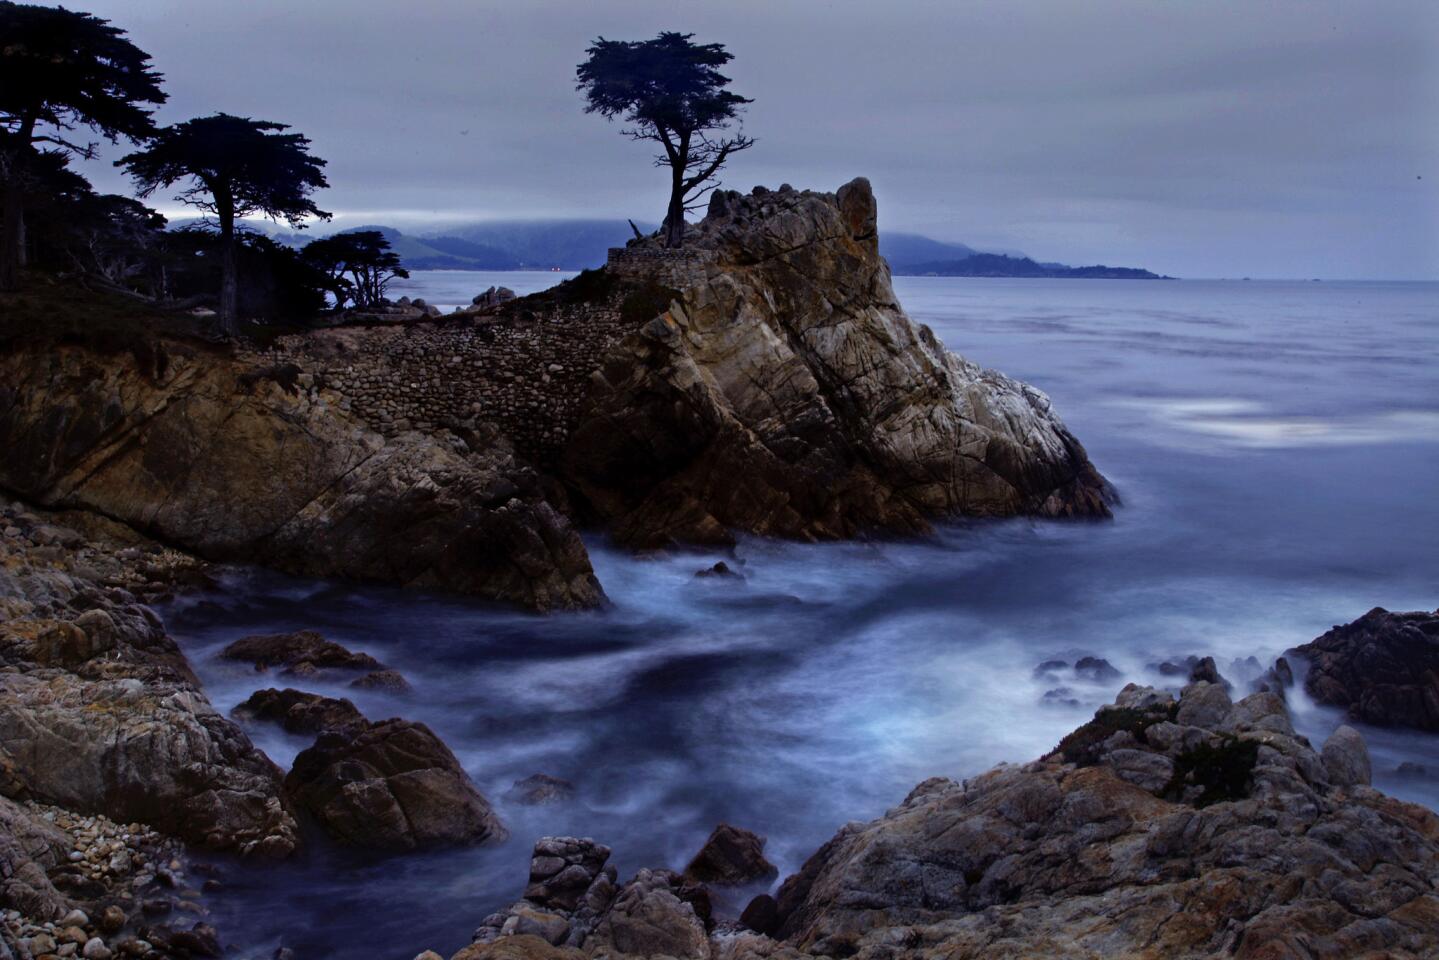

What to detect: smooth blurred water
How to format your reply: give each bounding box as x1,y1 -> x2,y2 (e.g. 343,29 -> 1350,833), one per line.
162,275 -> 1439,960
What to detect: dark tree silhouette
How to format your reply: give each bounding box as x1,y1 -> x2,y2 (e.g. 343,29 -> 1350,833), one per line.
302,230 -> 409,310
0,1 -> 165,290
577,32 -> 754,248
118,113 -> 329,335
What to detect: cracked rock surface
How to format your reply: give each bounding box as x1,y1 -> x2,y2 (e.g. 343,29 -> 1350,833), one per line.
0,339 -> 601,610
564,178 -> 1113,547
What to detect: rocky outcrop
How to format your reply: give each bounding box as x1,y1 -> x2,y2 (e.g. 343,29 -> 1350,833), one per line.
683,825 -> 777,886
1291,606 -> 1439,731
284,717 -> 506,851
455,682 -> 1439,960
766,683 -> 1439,959
231,688 -> 366,736
0,502 -> 299,859
562,179 -> 1112,547
0,339 -> 601,610
220,629 -> 383,675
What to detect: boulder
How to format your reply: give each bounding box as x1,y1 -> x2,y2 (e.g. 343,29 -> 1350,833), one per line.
683,824 -> 778,886
1321,725 -> 1372,787
231,688 -> 366,736
0,340 -> 602,611
1291,607 -> 1439,730
471,837 -> 618,948
285,718 -> 505,851
586,869 -> 710,960
349,669 -> 412,692
561,178 -> 1112,548
220,630 -> 382,674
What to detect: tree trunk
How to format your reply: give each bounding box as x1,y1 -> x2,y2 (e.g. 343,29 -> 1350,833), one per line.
0,119 -> 35,292
0,176 -> 22,291
663,163 -> 686,248
216,193 -> 238,337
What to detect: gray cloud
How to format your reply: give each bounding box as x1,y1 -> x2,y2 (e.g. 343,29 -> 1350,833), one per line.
72,0 -> 1438,278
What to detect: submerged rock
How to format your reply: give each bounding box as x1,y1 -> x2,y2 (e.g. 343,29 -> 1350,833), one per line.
0,340 -> 602,610
231,688 -> 366,736
505,774 -> 577,806
563,178 -> 1113,548
1290,606 -> 1439,730
452,679 -> 1439,960
220,629 -> 382,674
285,718 -> 505,851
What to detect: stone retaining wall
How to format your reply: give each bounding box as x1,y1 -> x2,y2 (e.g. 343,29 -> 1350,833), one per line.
243,300 -> 631,466
605,246 -> 715,287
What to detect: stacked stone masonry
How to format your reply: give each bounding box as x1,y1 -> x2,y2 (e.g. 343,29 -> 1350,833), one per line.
244,298 -> 632,468
605,247 -> 716,287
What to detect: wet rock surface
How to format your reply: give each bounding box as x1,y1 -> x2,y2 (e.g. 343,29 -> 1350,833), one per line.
230,688 -> 366,736
1291,606 -> 1439,731
284,717 -> 506,851
219,629 -> 383,675
451,681 -> 1439,960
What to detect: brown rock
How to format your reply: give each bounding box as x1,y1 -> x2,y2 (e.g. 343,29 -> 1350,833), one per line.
285,718 -> 505,851
1291,606 -> 1439,730
231,688 -> 366,736
219,630 -> 382,673
683,824 -> 778,885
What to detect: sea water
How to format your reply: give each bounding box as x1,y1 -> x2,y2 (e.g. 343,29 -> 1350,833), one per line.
163,275 -> 1439,959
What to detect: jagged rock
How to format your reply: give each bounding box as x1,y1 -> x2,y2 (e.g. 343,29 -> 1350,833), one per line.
231,688 -> 366,736
472,838 -> 618,949
452,935 -> 583,960
694,561 -> 743,580
285,718 -> 505,851
683,824 -> 778,886
587,869 -> 711,960
220,630 -> 382,674
763,683 -> 1439,959
0,519 -> 299,858
0,340 -> 602,610
1291,607 -> 1439,730
0,795 -> 71,921
563,178 -> 1112,548
505,774 -> 576,806
1321,725 -> 1372,787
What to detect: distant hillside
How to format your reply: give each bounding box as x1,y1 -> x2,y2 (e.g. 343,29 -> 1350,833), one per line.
903,253 -> 1166,280
170,218 -> 1163,278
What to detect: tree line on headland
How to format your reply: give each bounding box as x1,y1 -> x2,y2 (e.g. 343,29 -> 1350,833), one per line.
0,1 -> 753,336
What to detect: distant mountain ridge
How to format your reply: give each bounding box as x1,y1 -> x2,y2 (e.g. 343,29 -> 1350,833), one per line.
169,218 -> 1166,277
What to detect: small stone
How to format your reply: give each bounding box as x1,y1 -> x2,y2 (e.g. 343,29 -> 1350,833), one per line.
100,905 -> 126,933
83,937 -> 113,960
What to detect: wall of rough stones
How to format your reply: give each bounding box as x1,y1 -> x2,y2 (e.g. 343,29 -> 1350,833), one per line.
605,247 -> 715,287
243,299 -> 632,467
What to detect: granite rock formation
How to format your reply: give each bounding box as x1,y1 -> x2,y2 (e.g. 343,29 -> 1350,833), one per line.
451,682 -> 1439,960
0,339 -> 601,610
563,179 -> 1113,547
1290,606 -> 1439,731
0,502 -> 299,859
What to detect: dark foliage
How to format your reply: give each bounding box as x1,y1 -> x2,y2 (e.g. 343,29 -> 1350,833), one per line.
119,113 -> 330,333
302,229 -> 409,309
1164,737 -> 1260,807
577,32 -> 754,247
0,1 -> 166,289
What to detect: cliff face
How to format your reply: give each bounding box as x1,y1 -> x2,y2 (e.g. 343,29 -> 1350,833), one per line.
0,339 -> 601,610
563,179 -> 1112,547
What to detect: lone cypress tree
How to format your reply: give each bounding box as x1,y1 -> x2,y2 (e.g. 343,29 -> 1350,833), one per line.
0,1 -> 165,290
302,230 -> 409,310
577,32 -> 754,248
118,113 -> 330,335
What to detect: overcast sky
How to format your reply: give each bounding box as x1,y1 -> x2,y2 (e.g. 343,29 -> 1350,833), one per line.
73,0 -> 1438,279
